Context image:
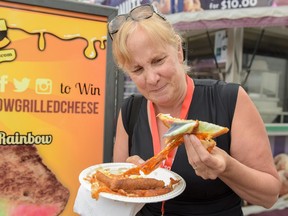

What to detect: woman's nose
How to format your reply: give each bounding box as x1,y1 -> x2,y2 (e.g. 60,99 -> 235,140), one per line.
145,68 -> 159,85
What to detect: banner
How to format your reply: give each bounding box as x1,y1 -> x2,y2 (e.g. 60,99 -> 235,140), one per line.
99,0 -> 279,14
0,0 -> 117,215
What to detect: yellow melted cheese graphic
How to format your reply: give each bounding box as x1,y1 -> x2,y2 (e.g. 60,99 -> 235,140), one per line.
0,2 -> 108,60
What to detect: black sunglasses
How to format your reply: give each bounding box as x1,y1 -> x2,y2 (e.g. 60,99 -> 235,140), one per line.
108,4 -> 166,40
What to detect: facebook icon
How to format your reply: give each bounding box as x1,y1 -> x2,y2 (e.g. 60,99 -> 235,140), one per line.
0,75 -> 8,92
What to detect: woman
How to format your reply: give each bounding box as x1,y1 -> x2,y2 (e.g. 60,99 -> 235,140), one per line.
109,4 -> 281,216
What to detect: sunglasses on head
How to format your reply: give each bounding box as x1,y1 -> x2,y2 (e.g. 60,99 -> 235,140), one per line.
108,4 -> 166,40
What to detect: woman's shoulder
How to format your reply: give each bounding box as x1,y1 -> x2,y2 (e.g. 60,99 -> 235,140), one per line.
192,78 -> 240,123
194,78 -> 239,96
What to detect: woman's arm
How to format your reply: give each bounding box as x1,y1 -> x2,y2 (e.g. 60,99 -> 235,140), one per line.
184,86 -> 281,208
223,86 -> 281,207
113,111 -> 129,162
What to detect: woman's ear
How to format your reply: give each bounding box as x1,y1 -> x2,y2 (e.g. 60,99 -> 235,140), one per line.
182,42 -> 186,61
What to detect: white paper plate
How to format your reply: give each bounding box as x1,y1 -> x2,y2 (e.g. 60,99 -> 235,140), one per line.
79,162 -> 186,203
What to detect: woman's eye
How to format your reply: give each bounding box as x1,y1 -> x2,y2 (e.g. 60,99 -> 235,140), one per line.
153,57 -> 165,65
131,67 -> 143,73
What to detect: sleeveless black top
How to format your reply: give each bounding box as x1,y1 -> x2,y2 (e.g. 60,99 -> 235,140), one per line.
121,79 -> 242,216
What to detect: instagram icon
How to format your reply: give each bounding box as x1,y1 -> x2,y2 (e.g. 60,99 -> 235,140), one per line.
35,78 -> 52,94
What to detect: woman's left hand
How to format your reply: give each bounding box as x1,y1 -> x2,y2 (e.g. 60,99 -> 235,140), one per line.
184,134 -> 229,179
126,155 -> 145,165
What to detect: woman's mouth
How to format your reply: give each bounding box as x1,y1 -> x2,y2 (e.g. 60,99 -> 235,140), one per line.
151,84 -> 167,93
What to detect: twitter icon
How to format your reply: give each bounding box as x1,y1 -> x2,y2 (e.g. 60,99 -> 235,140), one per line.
13,78 -> 30,92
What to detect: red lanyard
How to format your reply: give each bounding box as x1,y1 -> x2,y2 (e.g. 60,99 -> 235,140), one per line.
148,75 -> 194,215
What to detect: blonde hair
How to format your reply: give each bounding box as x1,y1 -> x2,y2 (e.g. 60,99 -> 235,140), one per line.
111,13 -> 182,71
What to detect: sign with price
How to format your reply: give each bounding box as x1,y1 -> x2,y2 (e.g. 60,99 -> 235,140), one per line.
201,0 -> 273,10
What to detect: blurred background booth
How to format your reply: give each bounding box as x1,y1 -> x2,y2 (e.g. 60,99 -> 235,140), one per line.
166,5 -> 288,124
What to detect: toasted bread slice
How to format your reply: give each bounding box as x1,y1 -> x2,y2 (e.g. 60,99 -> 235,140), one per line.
0,145 -> 69,216
158,113 -> 229,140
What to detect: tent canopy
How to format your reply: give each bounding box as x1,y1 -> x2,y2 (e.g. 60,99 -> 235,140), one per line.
165,6 -> 288,64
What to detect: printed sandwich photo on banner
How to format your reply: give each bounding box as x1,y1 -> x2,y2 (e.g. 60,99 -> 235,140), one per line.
0,1 -> 113,215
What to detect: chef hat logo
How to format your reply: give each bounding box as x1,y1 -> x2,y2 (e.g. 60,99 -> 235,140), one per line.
0,20 -> 10,49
